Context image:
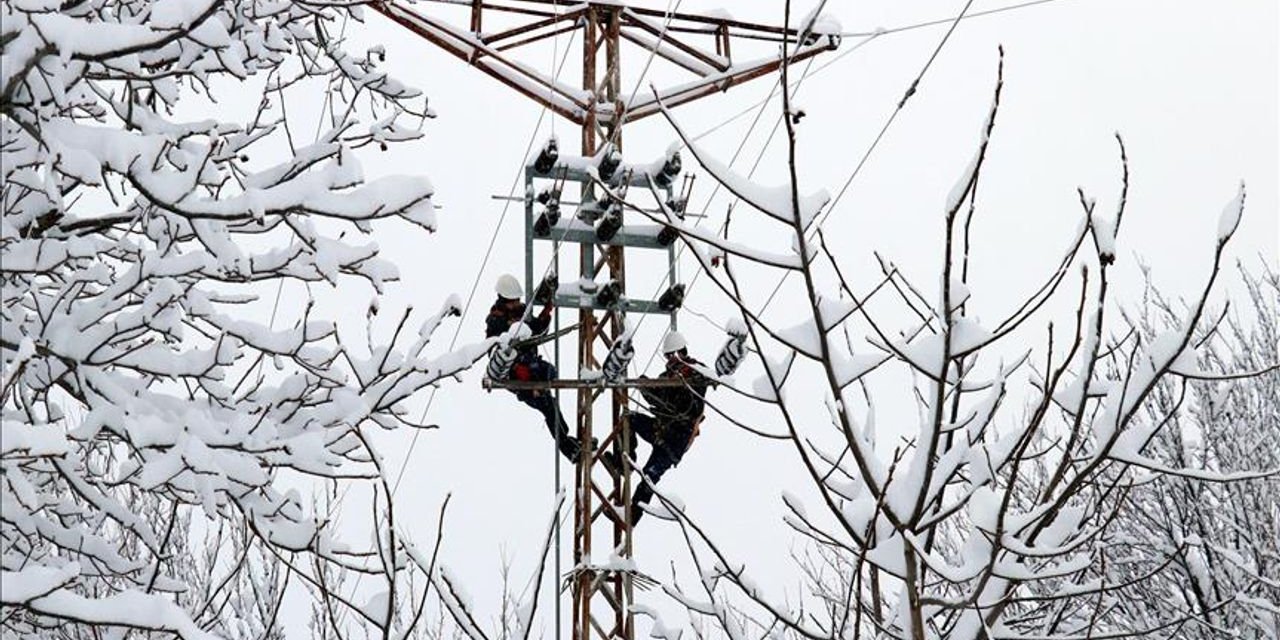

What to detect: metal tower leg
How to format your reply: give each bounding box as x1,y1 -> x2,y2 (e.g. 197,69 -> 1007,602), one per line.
574,7 -> 634,640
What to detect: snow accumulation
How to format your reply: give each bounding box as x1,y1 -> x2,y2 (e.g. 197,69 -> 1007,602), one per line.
27,588 -> 220,640
1090,210 -> 1117,263
361,590 -> 392,626
597,554 -> 639,572
1093,326 -> 1195,448
778,318 -> 822,358
633,603 -> 684,640
0,564 -> 80,605
650,209 -> 803,269
947,149 -> 982,214
1218,181 -> 1246,241
828,346 -> 884,389
637,489 -> 684,522
753,349 -> 795,400
795,6 -> 843,37
724,316 -> 748,338
22,0 -> 217,58
946,87 -> 998,213
0,420 -> 70,458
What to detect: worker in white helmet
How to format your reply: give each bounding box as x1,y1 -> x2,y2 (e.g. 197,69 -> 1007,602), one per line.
621,329 -> 710,525
485,274 -> 579,462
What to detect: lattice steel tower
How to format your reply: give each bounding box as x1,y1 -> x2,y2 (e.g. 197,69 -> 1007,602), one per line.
375,3 -> 839,638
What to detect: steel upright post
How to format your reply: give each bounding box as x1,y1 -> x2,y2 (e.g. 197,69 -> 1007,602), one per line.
573,6 -> 598,640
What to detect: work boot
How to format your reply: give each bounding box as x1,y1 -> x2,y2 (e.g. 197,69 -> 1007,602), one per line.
631,482 -> 655,526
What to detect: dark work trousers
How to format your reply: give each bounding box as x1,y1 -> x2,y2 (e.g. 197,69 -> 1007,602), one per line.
627,412 -> 693,518
512,357 -> 578,462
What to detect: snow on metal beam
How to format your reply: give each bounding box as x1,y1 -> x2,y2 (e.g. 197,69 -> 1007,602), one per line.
374,2 -> 591,123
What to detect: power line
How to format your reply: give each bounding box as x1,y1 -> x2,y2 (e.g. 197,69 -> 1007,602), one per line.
837,0 -> 1064,38
685,0 -> 1066,145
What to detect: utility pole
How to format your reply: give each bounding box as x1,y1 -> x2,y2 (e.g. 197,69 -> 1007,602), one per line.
376,3 -> 839,638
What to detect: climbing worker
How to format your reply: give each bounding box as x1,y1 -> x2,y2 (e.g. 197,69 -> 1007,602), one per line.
624,330 -> 711,525
485,273 -> 580,462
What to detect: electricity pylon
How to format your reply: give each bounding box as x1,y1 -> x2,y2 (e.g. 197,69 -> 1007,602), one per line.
376,2 -> 839,638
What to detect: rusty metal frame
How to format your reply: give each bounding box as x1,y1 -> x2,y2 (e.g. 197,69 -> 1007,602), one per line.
375,1 -> 591,123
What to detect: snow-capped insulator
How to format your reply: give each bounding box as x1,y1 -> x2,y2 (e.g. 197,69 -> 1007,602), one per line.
656,224 -> 678,246
534,201 -> 561,237
595,280 -> 622,308
536,187 -> 561,206
534,138 -> 559,174
597,144 -> 622,181
533,273 -> 558,305
595,206 -> 623,241
602,336 -> 634,383
715,334 -> 747,376
487,343 -> 517,381
576,198 -> 606,224
652,150 -> 682,188
657,283 -> 685,312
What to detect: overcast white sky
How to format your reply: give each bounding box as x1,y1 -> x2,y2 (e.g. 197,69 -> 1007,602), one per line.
269,0 -> 1277,635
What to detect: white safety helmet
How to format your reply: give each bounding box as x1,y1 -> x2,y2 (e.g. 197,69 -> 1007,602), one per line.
495,274 -> 523,300
661,331 -> 688,355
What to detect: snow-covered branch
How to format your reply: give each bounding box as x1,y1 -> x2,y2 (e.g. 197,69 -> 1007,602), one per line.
1,1 -> 475,637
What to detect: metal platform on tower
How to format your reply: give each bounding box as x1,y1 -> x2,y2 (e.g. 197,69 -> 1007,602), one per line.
374,2 -> 840,639
483,377 -> 695,391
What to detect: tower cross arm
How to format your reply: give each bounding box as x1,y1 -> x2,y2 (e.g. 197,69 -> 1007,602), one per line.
610,35 -> 838,125
372,0 -> 840,125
